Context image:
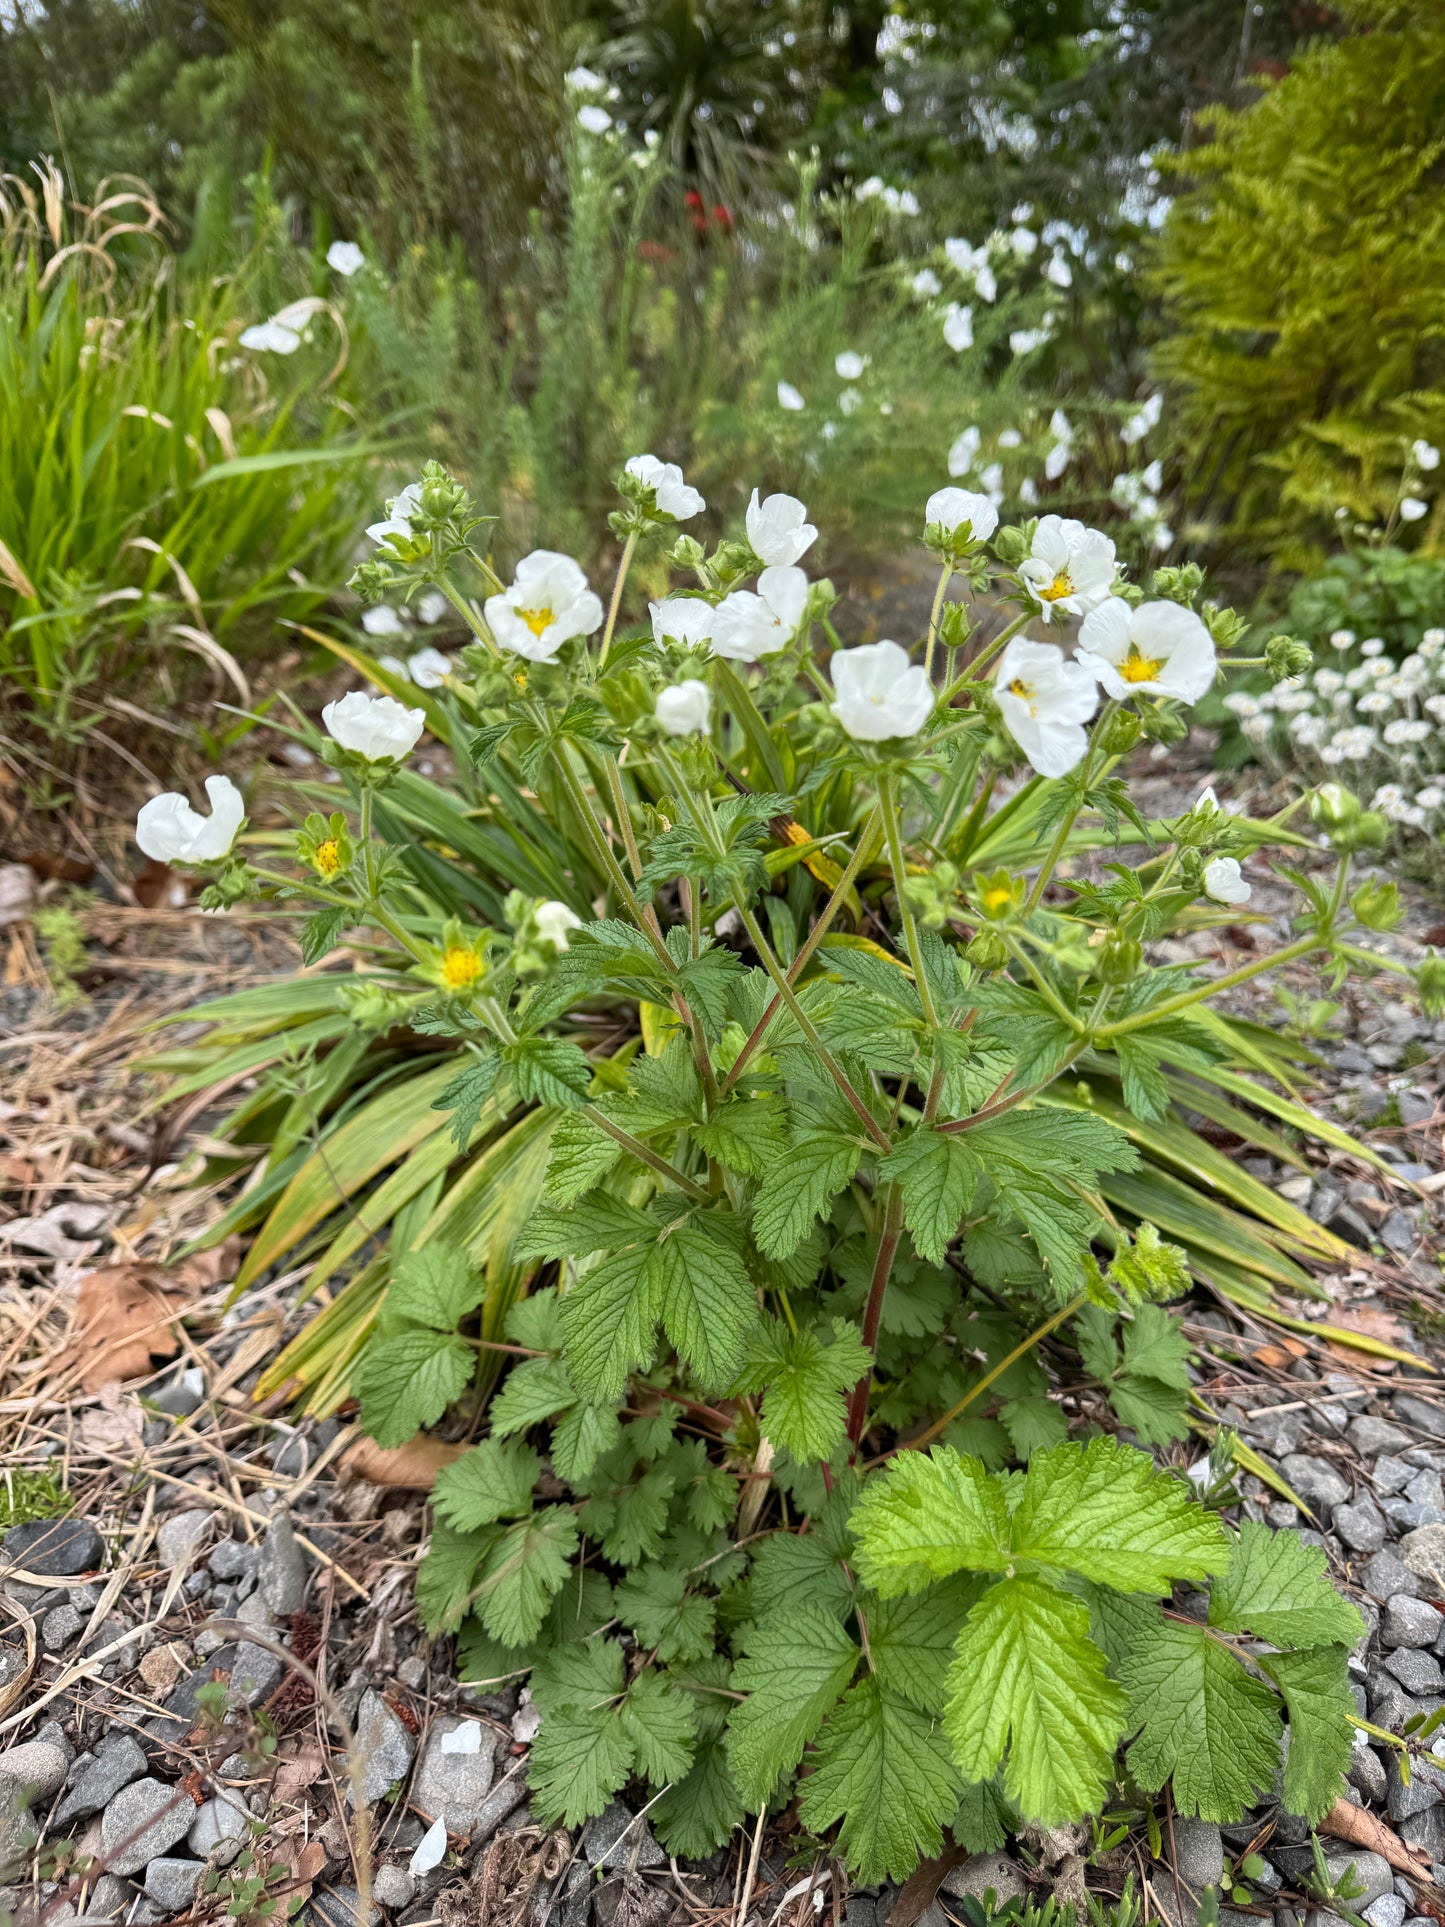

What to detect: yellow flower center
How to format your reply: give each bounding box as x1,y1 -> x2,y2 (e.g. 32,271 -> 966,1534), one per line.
1007,675 -> 1038,716
513,671 -> 528,688
1120,650 -> 1163,684
441,946 -> 483,991
313,838 -> 343,879
516,605 -> 554,639
981,884 -> 1013,915
1039,569 -> 1074,603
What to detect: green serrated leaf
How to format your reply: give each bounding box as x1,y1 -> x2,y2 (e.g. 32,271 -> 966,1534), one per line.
432,1438 -> 541,1531
1010,1437 -> 1226,1593
544,1109 -> 622,1205
473,1507 -> 579,1647
945,1575 -> 1126,1824
799,1677 -> 960,1886
387,1242 -> 486,1331
560,1244 -> 660,1402
355,1329 -> 473,1449
728,1605 -> 860,1805
867,1576 -> 985,1715
752,1131 -> 859,1260
615,1566 -> 717,1664
1121,1618 -> 1282,1821
489,1356 -> 577,1434
620,1670 -> 698,1786
1109,1375 -> 1191,1447
731,1317 -> 872,1466
300,904 -> 348,967
1210,1521 -> 1365,1649
433,1052 -> 501,1153
850,1448 -> 1010,1597
1121,1303 -> 1192,1388
527,1639 -> 630,1826
689,1094 -> 790,1177
551,1401 -> 621,1481
651,1740 -> 745,1858
416,1523 -> 494,1635
1257,1644 -> 1355,1822
879,1129 -> 980,1264
750,1527 -> 854,1623
999,1396 -> 1070,1461
506,1034 -> 594,1107
649,1218 -> 759,1391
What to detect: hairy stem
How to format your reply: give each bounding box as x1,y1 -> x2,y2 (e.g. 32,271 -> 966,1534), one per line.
597,529 -> 638,672
922,560 -> 953,680
846,1184 -> 906,1448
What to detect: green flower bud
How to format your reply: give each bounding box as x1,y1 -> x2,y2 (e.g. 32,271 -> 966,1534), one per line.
1091,930 -> 1142,984
1417,952 -> 1445,1020
1334,810 -> 1389,854
1178,847 -> 1205,884
1265,634 -> 1313,682
991,524 -> 1028,566
1309,783 -> 1360,832
1100,709 -> 1144,757
1351,878 -> 1402,932
964,929 -> 1009,972
936,601 -> 971,652
1138,704 -> 1189,747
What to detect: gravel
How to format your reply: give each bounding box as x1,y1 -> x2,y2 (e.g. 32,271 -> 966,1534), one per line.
1278,1456 -> 1351,1517
1361,1550 -> 1422,1602
1334,1499 -> 1389,1553
2,1516 -> 103,1576
940,1853 -> 1027,1905
100,1778 -> 196,1875
188,1793 -> 249,1863
348,1691 -> 415,1808
41,1602 -> 84,1650
580,1801 -> 666,1871
1171,1818 -> 1224,1890
1382,1595 -> 1442,1648
1395,1396 -> 1445,1440
256,1512 -> 308,1616
1399,1523 -> 1445,1579
143,1858 -> 204,1912
55,1735 -> 148,1825
410,1718 -> 495,1834
156,1509 -> 217,1568
0,1739 -> 70,1804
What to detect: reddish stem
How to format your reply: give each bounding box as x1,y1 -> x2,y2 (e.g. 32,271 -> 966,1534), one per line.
845,1188 -> 905,1450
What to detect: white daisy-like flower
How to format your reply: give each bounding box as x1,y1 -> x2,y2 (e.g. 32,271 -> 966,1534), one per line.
746,490 -> 817,566
1384,718 -> 1431,745
1289,713 -> 1329,746
1416,785 -> 1445,810
625,454 -> 705,521
484,551 -> 604,662
407,647 -> 451,689
1422,628 -> 1445,656
1076,598 -> 1216,704
1360,637 -> 1386,657
830,640 -> 934,742
1372,784 -> 1406,811
1223,693 -> 1261,718
655,680 -> 711,736
1240,713 -> 1273,743
943,304 -> 974,352
1312,668 -> 1344,697
322,691 -> 427,762
1329,628 -> 1356,648
709,566 -> 809,662
360,605 -> 405,638
1202,857 -> 1251,905
777,380 -> 806,412
327,241 -> 364,277
926,488 -> 999,541
1018,516 -> 1116,622
993,637 -> 1099,778
1356,690 -> 1394,716
649,596 -> 714,650
136,774 -> 246,865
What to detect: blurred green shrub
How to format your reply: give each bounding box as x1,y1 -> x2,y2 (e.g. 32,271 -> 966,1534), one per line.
1151,0 -> 1445,568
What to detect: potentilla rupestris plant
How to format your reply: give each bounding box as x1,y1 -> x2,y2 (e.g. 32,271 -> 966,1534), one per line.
142,456 -> 1434,1881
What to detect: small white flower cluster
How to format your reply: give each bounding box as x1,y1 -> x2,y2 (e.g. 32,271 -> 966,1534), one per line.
1224,625 -> 1445,836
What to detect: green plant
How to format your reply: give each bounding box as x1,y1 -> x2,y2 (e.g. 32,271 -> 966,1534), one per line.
32,904 -> 90,1010
0,162 -> 375,790
142,458 -> 1416,1884
1152,0 -> 1445,567
0,1467 -> 71,1528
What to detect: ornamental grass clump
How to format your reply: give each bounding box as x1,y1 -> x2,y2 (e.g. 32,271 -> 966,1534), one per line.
142,456 -> 1436,1881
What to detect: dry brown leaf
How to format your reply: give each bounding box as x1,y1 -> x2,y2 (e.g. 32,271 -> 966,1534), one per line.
80,1382 -> 145,1455
1321,1796 -> 1433,1880
1323,1305 -> 1408,1373
341,1435 -> 466,1490
70,1260 -> 202,1392
887,1847 -> 968,1926
175,1235 -> 243,1293
272,1740 -> 330,1808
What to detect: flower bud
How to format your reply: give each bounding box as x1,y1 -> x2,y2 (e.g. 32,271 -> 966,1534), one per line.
1265,634 -> 1313,682
1350,878 -> 1401,932
964,929 -> 1009,972
1309,783 -> 1360,832
1100,708 -> 1143,757
973,869 -> 1023,922
991,524 -> 1028,566
1091,930 -> 1142,984
1417,952 -> 1445,1020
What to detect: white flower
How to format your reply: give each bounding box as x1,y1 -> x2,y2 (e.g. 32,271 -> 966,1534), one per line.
566,63 -> 607,92
777,380 -> 806,412
1312,668 -> 1343,697
947,426 -> 982,477
1018,515 -> 1116,622
746,490 -> 817,566
367,482 -> 423,547
407,647 -> 451,689
1240,713 -> 1273,744
709,566 -> 808,662
1011,225 -> 1038,258
1044,250 -> 1073,288
136,774 -> 245,865
943,304 -> 974,352
911,267 -> 942,299
1076,598 -> 1216,704
625,454 -> 704,521
577,104 -> 612,134
1329,628 -> 1356,649
1401,805 -> 1428,828
1414,439 -> 1441,471
327,240 -> 364,277
239,319 -> 301,354
997,428 -> 1022,449
536,901 -> 583,951
360,604 -> 405,638
1290,713 -> 1328,746
1417,785 -> 1444,810
854,176 -> 884,201
1019,477 -> 1039,508
1008,326 -> 1052,356
1121,392 -> 1163,445
1373,784 -> 1406,811
926,488 -> 998,542
484,551 -> 604,662
1044,408 -> 1073,482
1423,629 -> 1445,656
649,596 -> 714,649
413,590 -> 447,626
978,462 -> 1005,506
1360,636 -> 1386,657
830,640 -> 934,742
322,691 -> 426,761
994,637 -> 1099,777
1356,690 -> 1394,716
1225,690 -> 1262,717
655,680 -> 711,736
1203,857 -> 1251,905
838,386 -> 861,415
376,654 -> 408,682
1384,718 -> 1431,745
408,1816 -> 448,1878
835,350 -> 868,380
1272,687 -> 1314,714
1401,497 -> 1429,523
1330,725 -> 1378,760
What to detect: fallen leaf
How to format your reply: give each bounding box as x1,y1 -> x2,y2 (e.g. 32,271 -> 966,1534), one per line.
1321,1796 -> 1432,1880
5,1202 -> 109,1263
1324,1306 -> 1408,1373
70,1260 -> 204,1392
80,1382 -> 145,1455
341,1436 -> 466,1490
272,1741 -> 329,1807
887,1847 -> 968,1927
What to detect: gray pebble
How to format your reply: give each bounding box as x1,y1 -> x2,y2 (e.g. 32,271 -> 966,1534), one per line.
256,1514 -> 307,1617
1335,1500 -> 1388,1554
1382,1211 -> 1421,1253
1396,1397 -> 1445,1441
1279,1455 -> 1351,1516
580,1801 -> 666,1872
1362,1551 -> 1422,1602
1172,1818 -> 1224,1889
55,1735 -> 148,1825
143,1858 -> 204,1913
1365,1897 -> 1408,1927
1348,1741 -> 1388,1805
410,1717 -> 494,1833
371,1866 -> 416,1911
41,1603 -> 84,1651
0,1739 -> 70,1804
1321,1852 -> 1393,1908
347,1691 -> 414,1809
1400,1525 -> 1445,1582
308,1886 -> 380,1927
188,1794 -> 249,1862
84,1874 -> 139,1920
1354,1417 -> 1413,1457
940,1853 -> 1026,1906
1388,1754 -> 1445,1821
100,1778 -> 195,1876
2,1517 -> 103,1577
208,1540 -> 260,1584
1383,1595 -> 1442,1649
156,1510 -> 216,1569
1375,1456 -> 1414,1496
